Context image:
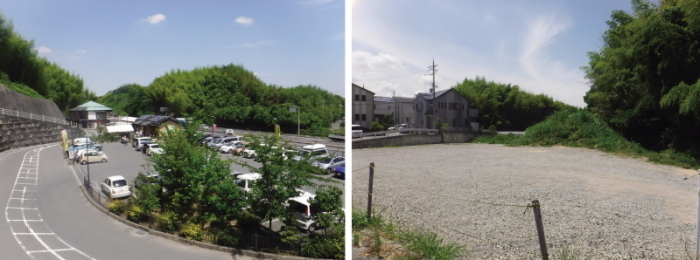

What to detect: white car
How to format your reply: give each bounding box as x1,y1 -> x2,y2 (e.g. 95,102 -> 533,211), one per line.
218,141 -> 240,154
293,144 -> 329,161
243,144 -> 271,159
288,190 -> 318,231
101,175 -> 131,199
146,143 -> 164,156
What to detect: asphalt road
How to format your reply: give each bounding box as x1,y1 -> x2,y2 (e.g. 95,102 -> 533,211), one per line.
1,144 -> 253,260
1,136 -> 344,259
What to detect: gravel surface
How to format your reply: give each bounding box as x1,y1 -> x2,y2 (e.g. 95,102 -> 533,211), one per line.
352,143 -> 698,259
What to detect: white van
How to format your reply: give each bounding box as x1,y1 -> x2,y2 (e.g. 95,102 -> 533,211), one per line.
293,144 -> 329,161
351,124 -> 363,138
288,190 -> 317,231
235,173 -> 261,193
73,137 -> 93,146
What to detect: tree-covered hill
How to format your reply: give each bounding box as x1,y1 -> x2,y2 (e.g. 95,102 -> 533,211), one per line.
453,76 -> 574,131
99,64 -> 343,136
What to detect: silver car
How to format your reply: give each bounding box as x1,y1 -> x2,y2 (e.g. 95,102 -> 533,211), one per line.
101,175 -> 131,199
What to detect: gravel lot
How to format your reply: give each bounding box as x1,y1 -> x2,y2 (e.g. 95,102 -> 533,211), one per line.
352,143 -> 698,259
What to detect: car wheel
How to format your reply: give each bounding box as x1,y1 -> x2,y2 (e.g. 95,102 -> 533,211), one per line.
81,160 -> 87,165
101,158 -> 107,163
308,224 -> 317,232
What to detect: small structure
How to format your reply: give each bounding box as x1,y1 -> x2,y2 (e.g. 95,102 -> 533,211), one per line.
394,96 -> 415,127
132,115 -> 181,137
352,83 -> 375,129
69,101 -> 113,129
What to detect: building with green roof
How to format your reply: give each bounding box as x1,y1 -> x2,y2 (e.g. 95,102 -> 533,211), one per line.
69,101 -> 113,129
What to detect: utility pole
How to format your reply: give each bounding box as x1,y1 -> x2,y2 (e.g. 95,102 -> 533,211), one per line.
426,59 -> 438,128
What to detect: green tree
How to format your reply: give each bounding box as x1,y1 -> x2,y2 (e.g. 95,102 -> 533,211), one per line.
583,0 -> 700,156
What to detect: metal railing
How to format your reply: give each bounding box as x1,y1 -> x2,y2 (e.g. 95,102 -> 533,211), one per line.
0,107 -> 69,125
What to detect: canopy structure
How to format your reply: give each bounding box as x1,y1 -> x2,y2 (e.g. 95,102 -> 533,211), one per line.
106,124 -> 134,133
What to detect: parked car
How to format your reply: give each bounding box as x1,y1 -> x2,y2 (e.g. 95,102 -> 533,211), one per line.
312,156 -> 345,172
200,124 -> 210,130
234,173 -> 261,193
101,175 -> 131,199
332,164 -> 345,179
136,140 -> 155,152
288,190 -> 318,231
218,141 -> 240,154
145,143 -> 164,156
243,143 -> 272,159
73,136 -> 93,146
232,142 -> 252,156
133,137 -> 153,149
293,144 -> 329,161
133,171 -> 161,189
75,148 -> 100,158
79,151 -> 108,164
208,136 -> 241,150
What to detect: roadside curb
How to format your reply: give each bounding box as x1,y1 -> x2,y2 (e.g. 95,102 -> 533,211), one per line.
77,185 -> 322,260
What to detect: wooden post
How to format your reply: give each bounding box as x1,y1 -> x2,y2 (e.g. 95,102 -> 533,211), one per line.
367,162 -> 374,220
532,200 -> 549,260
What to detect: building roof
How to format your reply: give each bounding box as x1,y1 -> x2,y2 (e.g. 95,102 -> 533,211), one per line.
69,101 -> 112,112
132,115 -> 180,126
416,89 -> 451,100
352,83 -> 376,94
394,96 -> 414,103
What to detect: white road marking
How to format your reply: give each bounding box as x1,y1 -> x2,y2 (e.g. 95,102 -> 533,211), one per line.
4,146 -> 95,260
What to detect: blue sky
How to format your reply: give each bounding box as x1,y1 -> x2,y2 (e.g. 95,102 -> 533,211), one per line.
352,0 -> 640,107
1,0 -> 345,96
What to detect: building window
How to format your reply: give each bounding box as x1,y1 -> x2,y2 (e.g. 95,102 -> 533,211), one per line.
361,114 -> 366,121
388,105 -> 391,110
354,95 -> 359,101
361,95 -> 366,101
355,114 -> 359,121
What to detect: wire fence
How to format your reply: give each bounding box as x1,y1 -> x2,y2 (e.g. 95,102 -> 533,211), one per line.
0,107 -> 70,125
355,163 -> 549,259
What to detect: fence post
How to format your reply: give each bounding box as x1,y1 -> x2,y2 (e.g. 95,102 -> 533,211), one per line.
255,233 -> 259,251
367,162 -> 374,220
532,200 -> 549,260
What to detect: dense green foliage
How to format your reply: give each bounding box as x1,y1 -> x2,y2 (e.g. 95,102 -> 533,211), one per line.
97,84 -> 151,116
474,109 -> 699,169
453,77 -> 573,131
583,0 -> 700,157
97,65 -> 343,136
0,13 -> 95,114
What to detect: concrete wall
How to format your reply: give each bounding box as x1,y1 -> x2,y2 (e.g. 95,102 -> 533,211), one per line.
352,131 -> 488,149
0,114 -> 82,153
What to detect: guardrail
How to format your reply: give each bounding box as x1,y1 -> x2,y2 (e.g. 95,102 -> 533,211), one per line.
0,107 -> 69,125
360,128 -> 440,137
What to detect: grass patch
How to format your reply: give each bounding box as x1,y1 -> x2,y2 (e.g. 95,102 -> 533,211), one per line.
353,208 -> 465,259
473,109 -> 700,169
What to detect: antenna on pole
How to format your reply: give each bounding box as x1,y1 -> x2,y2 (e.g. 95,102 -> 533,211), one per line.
426,58 -> 438,128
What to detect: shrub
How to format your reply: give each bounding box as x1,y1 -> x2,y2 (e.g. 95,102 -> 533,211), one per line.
180,223 -> 203,241
398,230 -> 464,260
108,200 -> 126,215
156,211 -> 178,232
300,226 -> 344,259
127,204 -> 145,223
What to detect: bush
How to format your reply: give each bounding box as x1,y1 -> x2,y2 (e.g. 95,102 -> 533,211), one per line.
211,227 -> 239,247
398,230 -> 464,260
180,223 -> 203,241
300,226 -> 344,259
156,211 -> 178,232
127,204 -> 145,222
108,200 -> 126,215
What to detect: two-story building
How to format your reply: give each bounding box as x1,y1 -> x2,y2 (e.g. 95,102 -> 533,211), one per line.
352,84 -> 374,129
69,101 -> 113,129
413,88 -> 477,131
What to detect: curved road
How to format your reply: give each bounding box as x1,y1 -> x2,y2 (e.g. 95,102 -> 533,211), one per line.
0,144 -> 254,260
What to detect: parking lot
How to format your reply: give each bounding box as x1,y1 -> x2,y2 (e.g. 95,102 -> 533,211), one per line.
71,139 -> 345,232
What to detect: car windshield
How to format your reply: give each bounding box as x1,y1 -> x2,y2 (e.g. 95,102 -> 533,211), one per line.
234,179 -> 245,188
212,138 -> 223,144
298,150 -> 310,156
318,157 -> 332,163
151,144 -> 159,148
235,143 -> 245,148
113,180 -> 127,187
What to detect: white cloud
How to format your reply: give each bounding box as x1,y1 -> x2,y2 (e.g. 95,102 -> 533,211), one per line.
144,14 -> 166,24
230,40 -> 274,48
37,46 -> 51,53
235,16 -> 255,25
76,49 -> 87,54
